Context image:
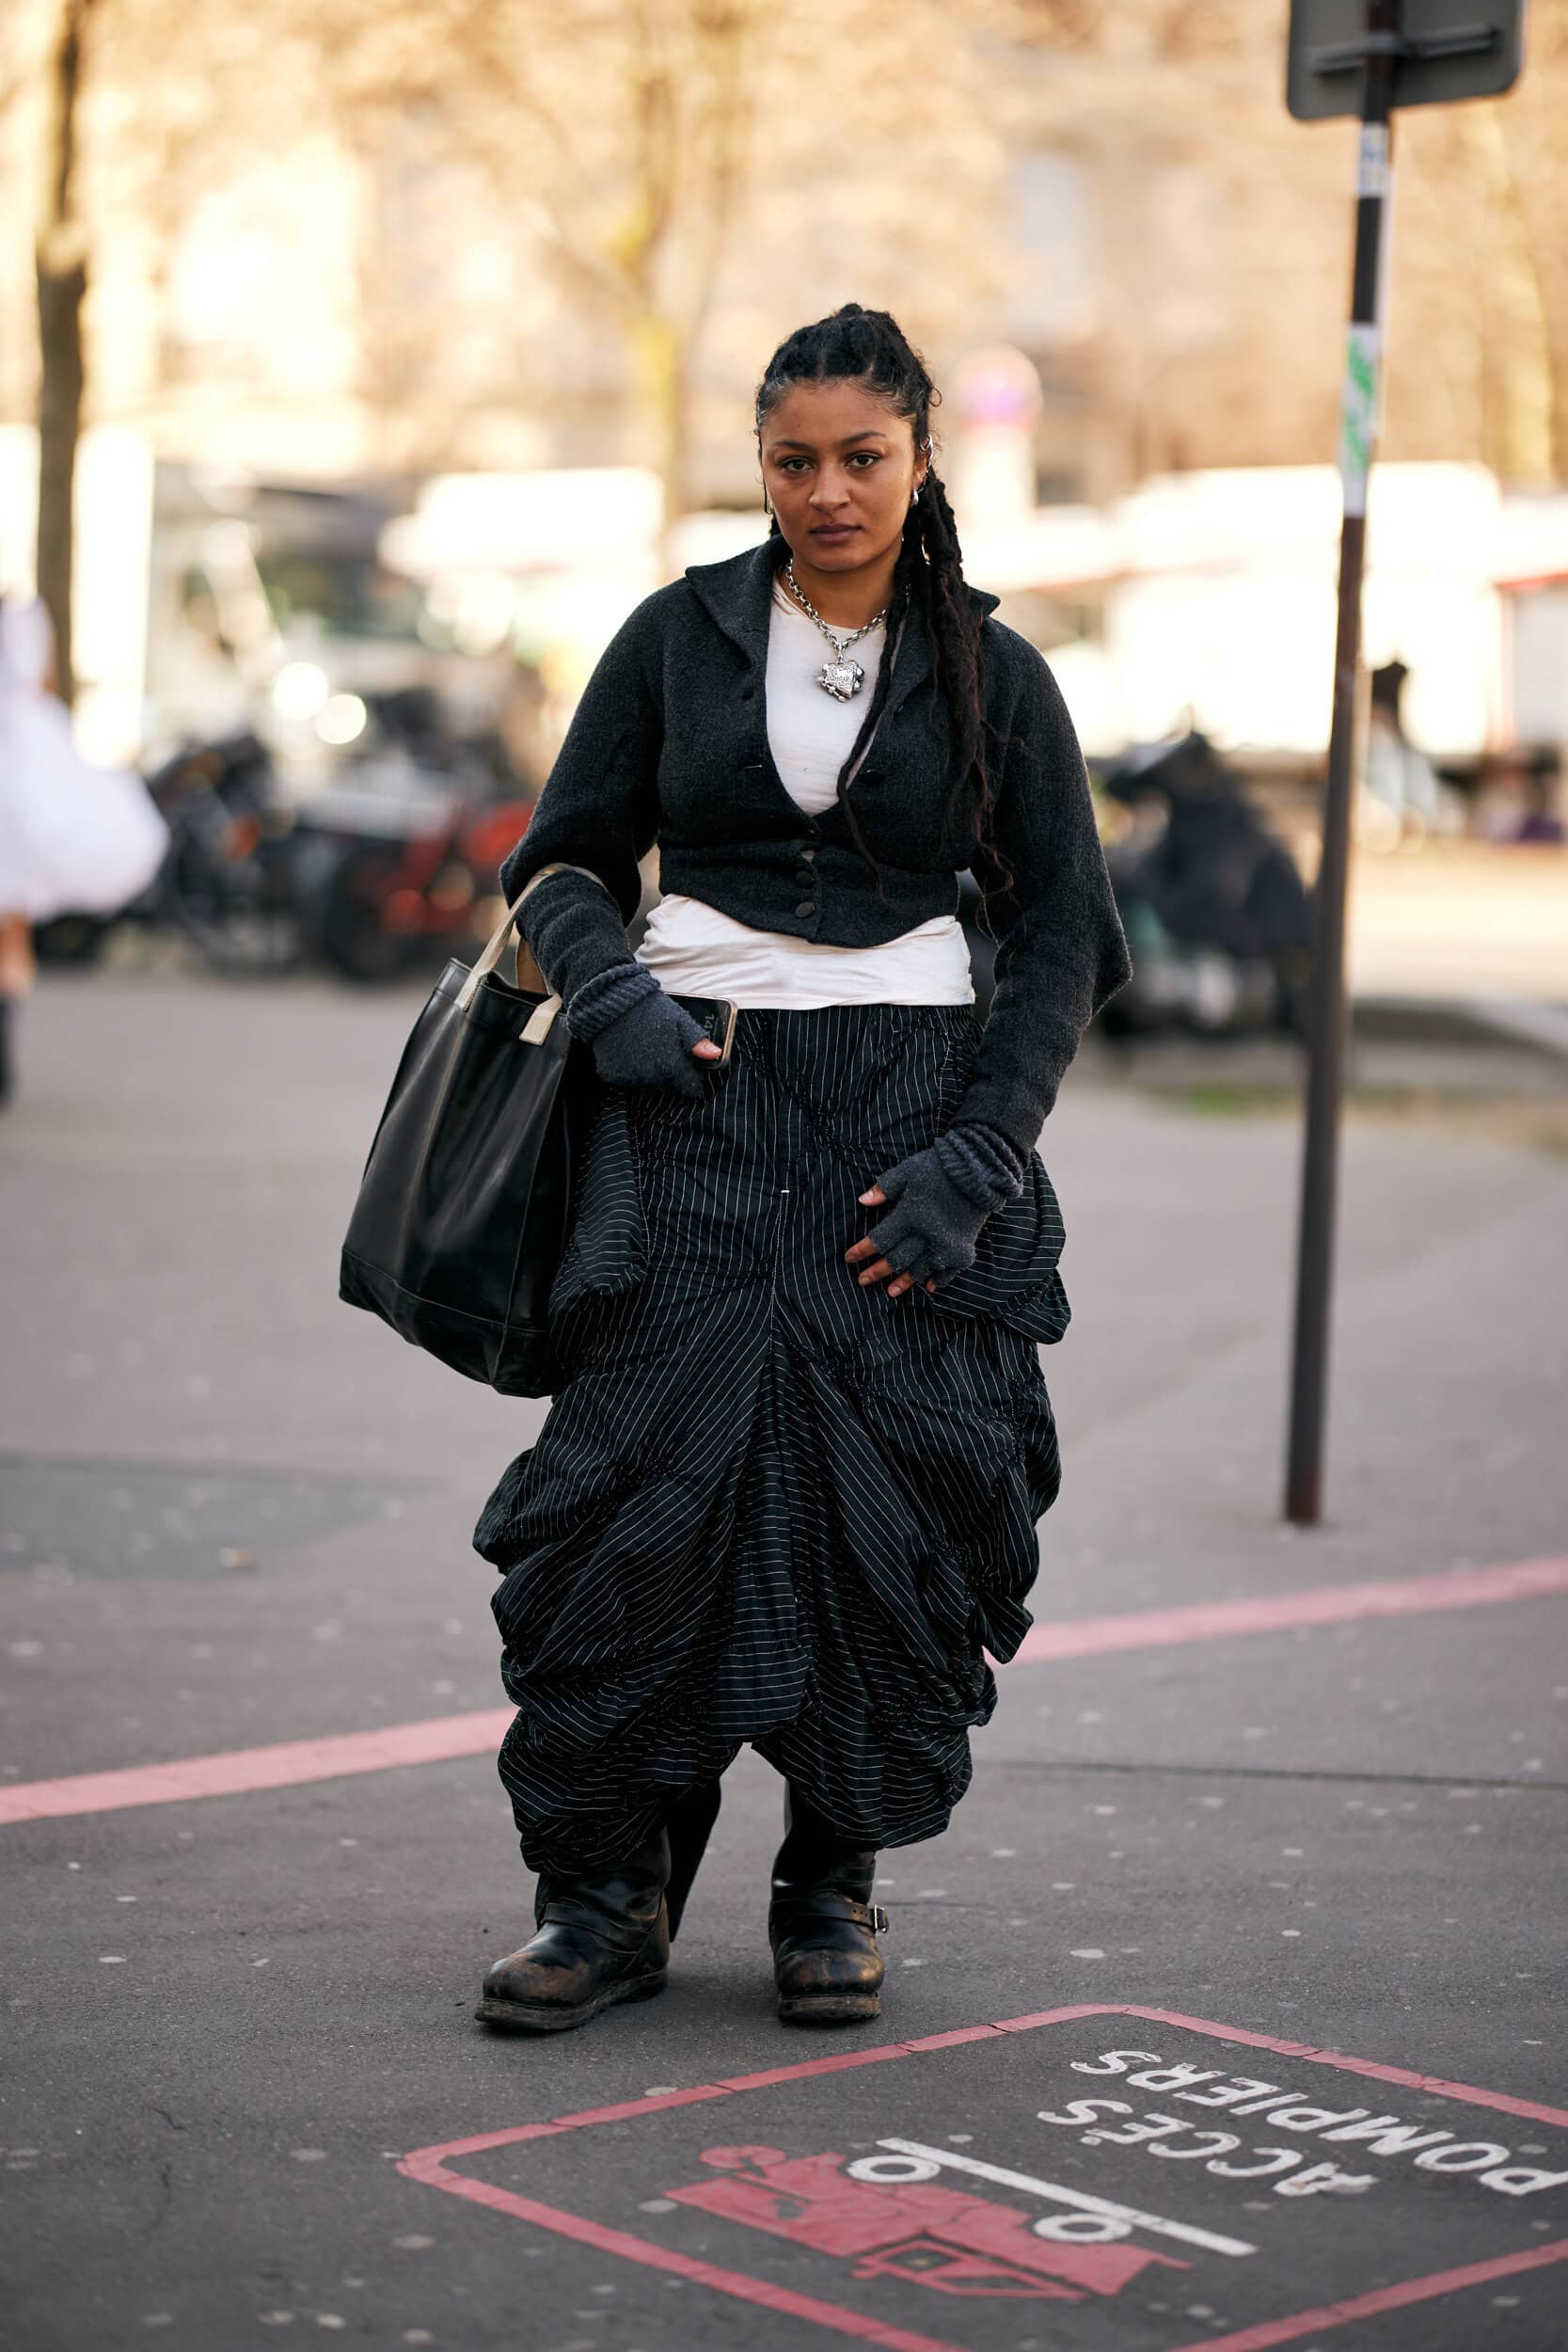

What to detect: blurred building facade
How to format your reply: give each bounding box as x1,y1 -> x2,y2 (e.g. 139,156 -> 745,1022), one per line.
3,1 -> 1568,769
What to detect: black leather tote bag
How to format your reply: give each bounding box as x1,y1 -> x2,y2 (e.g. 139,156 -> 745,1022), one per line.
339,866 -> 602,1396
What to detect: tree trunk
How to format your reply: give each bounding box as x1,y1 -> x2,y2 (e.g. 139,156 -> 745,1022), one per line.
35,0 -> 92,707
1466,103 -> 1556,485
632,307 -> 688,579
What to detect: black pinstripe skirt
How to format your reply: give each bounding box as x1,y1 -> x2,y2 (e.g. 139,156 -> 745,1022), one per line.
474,1001 -> 1069,1875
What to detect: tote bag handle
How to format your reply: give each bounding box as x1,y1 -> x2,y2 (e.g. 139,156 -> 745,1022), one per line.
457,861 -> 618,1025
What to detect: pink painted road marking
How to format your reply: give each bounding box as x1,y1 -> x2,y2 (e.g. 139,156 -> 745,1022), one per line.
1167,2240 -> 1568,2352
1010,1551 -> 1568,1664
3,1554 -> 1564,1828
0,1708 -> 511,1827
399,2006 -> 1568,2352
397,2161 -> 969,2352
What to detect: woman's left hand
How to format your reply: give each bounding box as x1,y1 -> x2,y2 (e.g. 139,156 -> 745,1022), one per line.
846,1125 -> 1028,1299
845,1184 -> 938,1299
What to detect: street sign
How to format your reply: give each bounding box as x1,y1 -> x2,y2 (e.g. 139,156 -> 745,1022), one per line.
1288,0 -> 1525,119
1281,0 -> 1527,1524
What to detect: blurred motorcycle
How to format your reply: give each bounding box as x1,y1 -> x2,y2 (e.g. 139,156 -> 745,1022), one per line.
140,732 -> 303,973
34,731 -> 298,972
1098,733 -> 1314,1039
292,689 -> 532,982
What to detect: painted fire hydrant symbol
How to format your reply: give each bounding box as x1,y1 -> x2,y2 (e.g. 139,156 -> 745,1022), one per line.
667,2145 -> 1190,2300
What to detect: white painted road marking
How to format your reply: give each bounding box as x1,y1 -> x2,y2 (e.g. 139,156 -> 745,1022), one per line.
876,2137 -> 1259,2259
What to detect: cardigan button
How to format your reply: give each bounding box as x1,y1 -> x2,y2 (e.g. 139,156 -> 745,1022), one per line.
795,899 -> 816,918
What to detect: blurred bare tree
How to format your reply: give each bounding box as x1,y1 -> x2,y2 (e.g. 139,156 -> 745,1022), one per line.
1,0 -> 1000,635
1401,14 -> 1568,483
995,0 -> 1568,488
3,0 -> 337,691
335,0 -> 762,549
32,0 -> 89,700
340,0 -> 1004,538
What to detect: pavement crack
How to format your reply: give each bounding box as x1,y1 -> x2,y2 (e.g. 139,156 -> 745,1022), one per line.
143,2159 -> 174,2237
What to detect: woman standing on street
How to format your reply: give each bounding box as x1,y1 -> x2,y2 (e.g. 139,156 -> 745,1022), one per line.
474,305 -> 1131,2035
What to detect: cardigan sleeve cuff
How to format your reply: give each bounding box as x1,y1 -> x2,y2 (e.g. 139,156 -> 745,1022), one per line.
951,1053 -> 1071,1160
514,867 -> 633,1006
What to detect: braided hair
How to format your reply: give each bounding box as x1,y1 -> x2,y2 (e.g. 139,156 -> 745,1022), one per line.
754,303 -> 1009,903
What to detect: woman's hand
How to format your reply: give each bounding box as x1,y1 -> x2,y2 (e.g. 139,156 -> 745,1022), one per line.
589,993 -> 722,1098
845,1184 -> 937,1298
567,961 -> 723,1098
845,1123 -> 1028,1299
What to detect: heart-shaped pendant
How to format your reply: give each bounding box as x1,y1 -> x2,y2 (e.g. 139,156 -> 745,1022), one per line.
817,658 -> 864,701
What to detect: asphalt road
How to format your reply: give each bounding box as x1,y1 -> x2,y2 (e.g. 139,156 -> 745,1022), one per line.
3,972 -> 1567,2352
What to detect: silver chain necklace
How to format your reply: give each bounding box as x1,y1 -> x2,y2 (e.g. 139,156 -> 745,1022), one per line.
783,557 -> 889,701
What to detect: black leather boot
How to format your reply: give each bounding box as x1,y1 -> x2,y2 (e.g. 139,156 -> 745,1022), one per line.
768,1785 -> 888,2026
475,1822 -> 671,2033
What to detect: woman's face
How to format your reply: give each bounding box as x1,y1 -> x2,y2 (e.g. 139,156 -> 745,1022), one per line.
758,379 -> 927,582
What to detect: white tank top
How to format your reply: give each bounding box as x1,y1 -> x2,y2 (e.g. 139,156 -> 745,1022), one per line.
633,589 -> 974,1009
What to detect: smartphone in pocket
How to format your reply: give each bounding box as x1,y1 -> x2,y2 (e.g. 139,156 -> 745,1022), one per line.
704,1000 -> 738,1070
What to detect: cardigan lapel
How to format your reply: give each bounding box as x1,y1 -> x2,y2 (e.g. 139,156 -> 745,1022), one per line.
880,581 -> 1002,723
683,540 -> 776,675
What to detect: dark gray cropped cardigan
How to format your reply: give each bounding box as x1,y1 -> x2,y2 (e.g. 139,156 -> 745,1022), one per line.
499,539 -> 1132,1155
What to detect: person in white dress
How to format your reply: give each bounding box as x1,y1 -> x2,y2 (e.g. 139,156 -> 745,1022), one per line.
0,594 -> 166,1101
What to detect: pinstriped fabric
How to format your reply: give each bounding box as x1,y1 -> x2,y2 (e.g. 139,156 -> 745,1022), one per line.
474,1002 -> 1068,1877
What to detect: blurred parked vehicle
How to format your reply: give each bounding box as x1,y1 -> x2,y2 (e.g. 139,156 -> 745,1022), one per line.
147,732 -> 303,973
1098,733 -> 1315,1040
34,732 -> 300,975
37,698 -> 532,986
292,689 -> 532,982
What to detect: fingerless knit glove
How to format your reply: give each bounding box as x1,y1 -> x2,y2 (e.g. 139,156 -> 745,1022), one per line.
567,961 -> 709,1100
864,1122 -> 1027,1290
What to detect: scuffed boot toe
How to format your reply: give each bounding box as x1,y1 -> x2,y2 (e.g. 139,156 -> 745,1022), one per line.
474,1827 -> 672,2034
770,1893 -> 888,2025
475,1916 -> 668,2033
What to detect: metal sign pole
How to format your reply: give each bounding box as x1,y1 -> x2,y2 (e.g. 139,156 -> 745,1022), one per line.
1283,0 -> 1400,1525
